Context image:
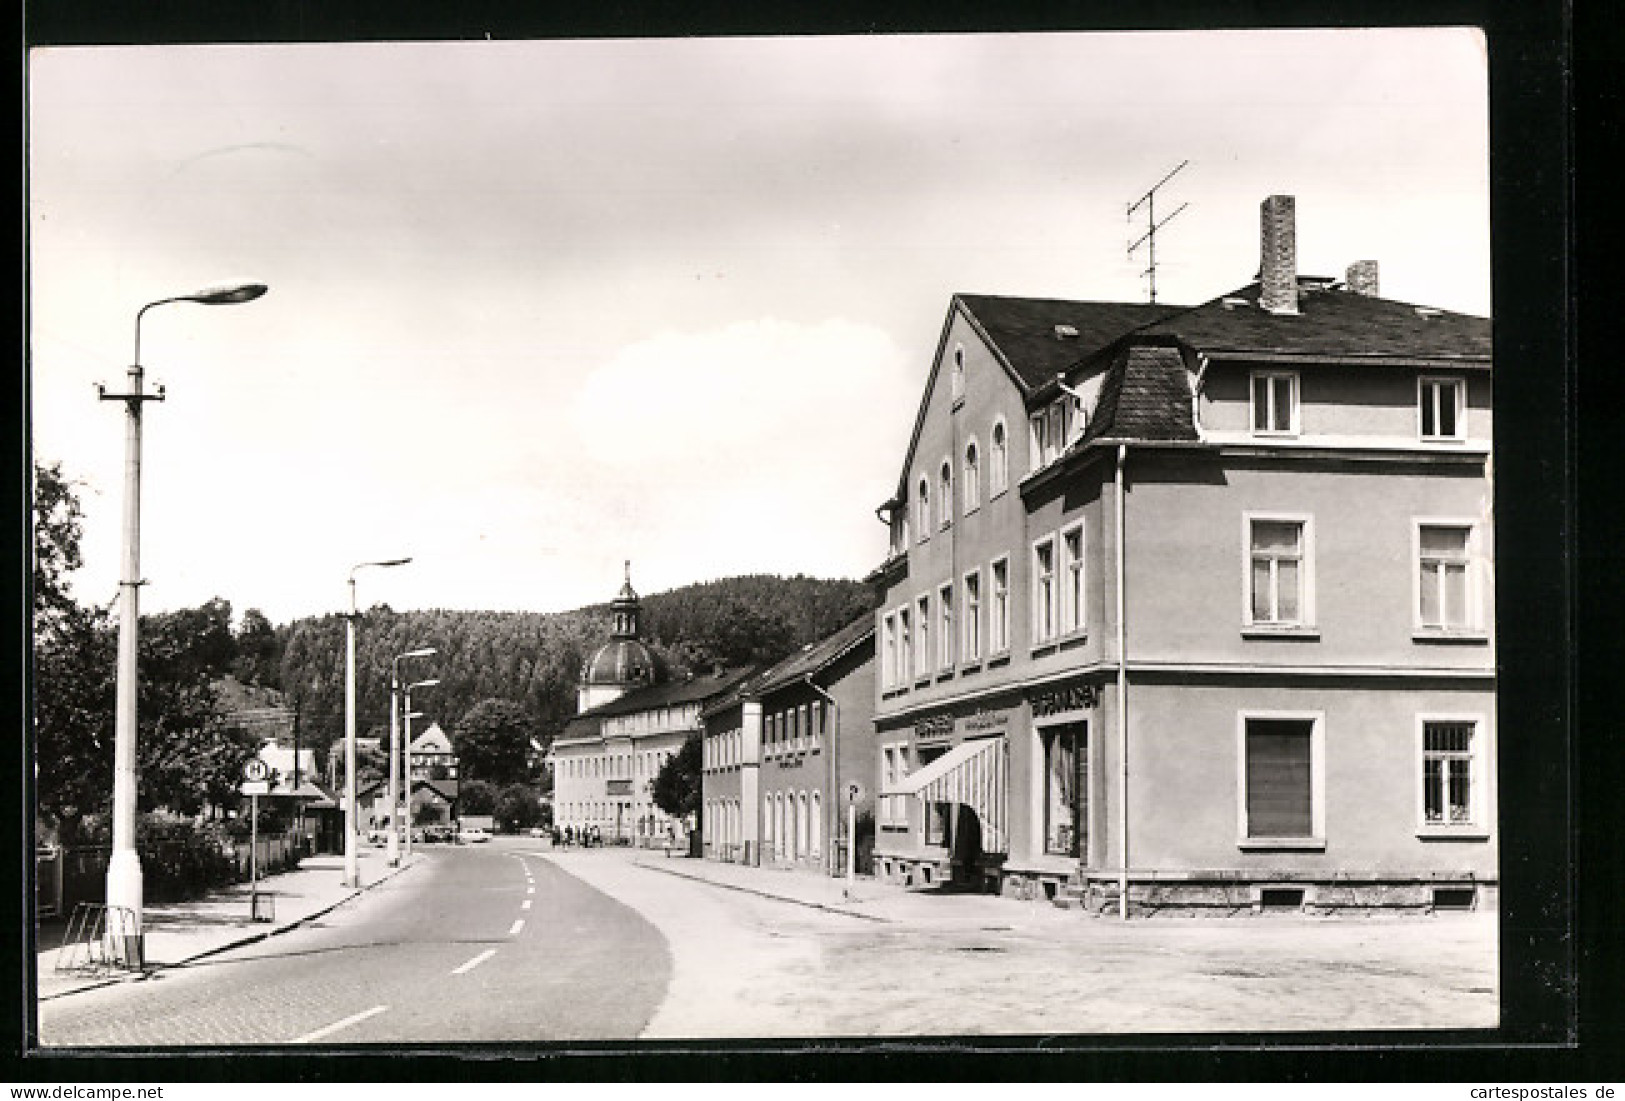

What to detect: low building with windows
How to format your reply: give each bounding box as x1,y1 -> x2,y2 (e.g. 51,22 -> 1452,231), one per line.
870,194 -> 1495,913
547,564 -> 756,845
407,722 -> 458,782
700,615 -> 876,871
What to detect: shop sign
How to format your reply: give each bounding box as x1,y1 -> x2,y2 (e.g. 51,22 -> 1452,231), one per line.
914,714 -> 955,742
1030,680 -> 1101,718
964,709 -> 1008,733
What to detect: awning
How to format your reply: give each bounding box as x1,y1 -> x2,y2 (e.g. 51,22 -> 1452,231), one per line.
892,736 -> 1008,854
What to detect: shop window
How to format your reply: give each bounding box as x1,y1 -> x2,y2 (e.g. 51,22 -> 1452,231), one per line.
1044,723 -> 1088,859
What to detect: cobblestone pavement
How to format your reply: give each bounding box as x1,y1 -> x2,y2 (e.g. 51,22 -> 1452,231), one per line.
544,846 -> 1499,1039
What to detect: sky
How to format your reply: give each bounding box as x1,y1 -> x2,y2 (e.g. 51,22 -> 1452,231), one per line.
27,28 -> 1491,626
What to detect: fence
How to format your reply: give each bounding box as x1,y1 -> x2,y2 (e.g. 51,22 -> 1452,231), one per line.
39,829 -> 304,918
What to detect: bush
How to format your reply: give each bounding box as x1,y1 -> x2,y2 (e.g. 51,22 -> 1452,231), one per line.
136,813 -> 238,902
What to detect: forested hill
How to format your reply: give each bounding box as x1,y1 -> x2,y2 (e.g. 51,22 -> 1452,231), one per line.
268,574 -> 873,763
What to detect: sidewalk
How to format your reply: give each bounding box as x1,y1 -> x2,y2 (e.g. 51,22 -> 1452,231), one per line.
623,849 -> 1081,932
36,847 -> 421,1001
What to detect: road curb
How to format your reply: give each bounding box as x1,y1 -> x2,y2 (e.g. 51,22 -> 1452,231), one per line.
38,858 -> 424,1002
632,858 -> 893,924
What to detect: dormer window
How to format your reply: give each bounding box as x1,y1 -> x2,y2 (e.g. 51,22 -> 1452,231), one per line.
1419,377 -> 1466,441
1029,399 -> 1070,470
1250,371 -> 1300,437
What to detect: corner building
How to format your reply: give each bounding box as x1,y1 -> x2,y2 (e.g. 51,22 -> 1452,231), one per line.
870,195 -> 1495,914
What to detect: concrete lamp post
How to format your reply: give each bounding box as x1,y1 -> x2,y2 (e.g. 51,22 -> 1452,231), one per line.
344,558 -> 411,888
387,653 -> 436,867
99,281 -> 267,963
402,678 -> 439,860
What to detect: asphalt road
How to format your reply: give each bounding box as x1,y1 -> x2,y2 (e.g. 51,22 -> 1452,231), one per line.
36,844 -> 670,1047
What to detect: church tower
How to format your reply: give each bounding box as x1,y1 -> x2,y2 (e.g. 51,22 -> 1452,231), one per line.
578,561 -> 659,712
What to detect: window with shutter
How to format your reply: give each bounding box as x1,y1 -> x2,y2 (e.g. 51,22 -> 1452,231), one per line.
1244,718 -> 1315,839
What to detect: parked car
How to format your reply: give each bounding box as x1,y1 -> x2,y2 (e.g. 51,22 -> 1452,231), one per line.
424,824 -> 455,844
527,826 -> 548,838
457,826 -> 490,844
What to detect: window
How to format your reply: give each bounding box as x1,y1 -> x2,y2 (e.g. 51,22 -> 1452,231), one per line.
1246,515 -> 1313,627
990,420 -> 1009,496
962,569 -> 982,664
811,791 -> 822,859
1048,401 -> 1067,461
1060,521 -> 1085,635
939,461 -> 953,530
915,594 -> 932,681
915,477 -> 930,543
1419,377 -> 1466,440
798,704 -> 810,750
938,583 -> 955,671
1044,723 -> 1088,858
951,344 -> 966,403
898,606 -> 912,683
882,612 -> 897,689
1239,715 -> 1324,845
1250,371 -> 1299,436
1032,536 -> 1057,644
990,557 -> 1010,654
880,744 -> 908,826
1029,411 -> 1048,472
963,440 -> 981,513
1420,718 -> 1483,829
1417,523 -> 1477,630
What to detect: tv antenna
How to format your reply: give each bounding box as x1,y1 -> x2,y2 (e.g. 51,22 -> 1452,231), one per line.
1126,160 -> 1190,304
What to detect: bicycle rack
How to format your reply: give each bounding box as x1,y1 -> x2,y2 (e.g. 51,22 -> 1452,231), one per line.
54,903 -> 145,974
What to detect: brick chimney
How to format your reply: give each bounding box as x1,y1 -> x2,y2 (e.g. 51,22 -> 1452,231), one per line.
1345,259 -> 1380,297
1259,194 -> 1298,315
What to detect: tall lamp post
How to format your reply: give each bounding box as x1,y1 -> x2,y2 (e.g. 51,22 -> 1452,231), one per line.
99,282 -> 266,957
344,558 -> 411,888
388,649 -> 436,867
402,677 -> 439,860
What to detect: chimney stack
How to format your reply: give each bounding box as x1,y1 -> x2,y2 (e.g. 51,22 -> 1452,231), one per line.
1345,260 -> 1380,297
1259,194 -> 1299,315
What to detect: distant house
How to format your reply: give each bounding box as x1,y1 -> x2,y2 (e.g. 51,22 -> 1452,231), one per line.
409,722 -> 458,782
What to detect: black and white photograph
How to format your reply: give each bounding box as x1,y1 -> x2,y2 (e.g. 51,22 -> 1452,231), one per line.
23,17 -> 1569,1066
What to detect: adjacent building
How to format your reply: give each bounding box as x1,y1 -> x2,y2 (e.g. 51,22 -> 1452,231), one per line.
869,195 -> 1495,913
700,614 -> 876,872
548,564 -> 756,845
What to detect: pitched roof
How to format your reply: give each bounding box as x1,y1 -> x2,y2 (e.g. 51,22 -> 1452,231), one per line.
752,615 -> 874,696
556,667 -> 763,743
1140,281 -> 1491,364
1077,341 -> 1201,446
956,294 -> 1186,391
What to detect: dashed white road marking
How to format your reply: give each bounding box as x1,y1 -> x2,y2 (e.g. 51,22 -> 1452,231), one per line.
293,1004 -> 388,1044
508,919 -> 525,937
526,886 -> 535,895
521,899 -> 532,910
452,949 -> 498,976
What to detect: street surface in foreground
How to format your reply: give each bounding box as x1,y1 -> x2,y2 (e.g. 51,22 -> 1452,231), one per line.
38,839 -> 1498,1045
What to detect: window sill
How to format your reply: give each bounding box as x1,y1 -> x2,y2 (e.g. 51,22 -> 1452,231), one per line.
935,669 -> 955,683
913,677 -> 934,690
1237,837 -> 1326,852
959,660 -> 983,676
1030,640 -> 1060,657
1241,625 -> 1321,641
1412,628 -> 1489,644
987,651 -> 1012,669
1416,826 -> 1490,841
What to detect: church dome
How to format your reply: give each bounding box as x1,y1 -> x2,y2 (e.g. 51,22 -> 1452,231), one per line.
584,637 -> 657,688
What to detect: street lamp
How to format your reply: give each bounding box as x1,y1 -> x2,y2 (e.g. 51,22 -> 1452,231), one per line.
99,281 -> 267,959
402,678 -> 439,860
344,557 -> 410,888
388,649 -> 436,867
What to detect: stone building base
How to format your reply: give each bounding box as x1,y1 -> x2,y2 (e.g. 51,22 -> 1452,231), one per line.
1059,871 -> 1498,917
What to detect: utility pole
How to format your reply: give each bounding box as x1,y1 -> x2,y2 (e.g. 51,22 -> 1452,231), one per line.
1127,161 -> 1190,304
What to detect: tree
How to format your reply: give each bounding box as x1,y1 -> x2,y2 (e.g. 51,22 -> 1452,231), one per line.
494,784 -> 543,833
232,608 -> 281,688
458,779 -> 496,817
32,461 -> 87,635
652,731 -> 703,822
453,699 -> 534,786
